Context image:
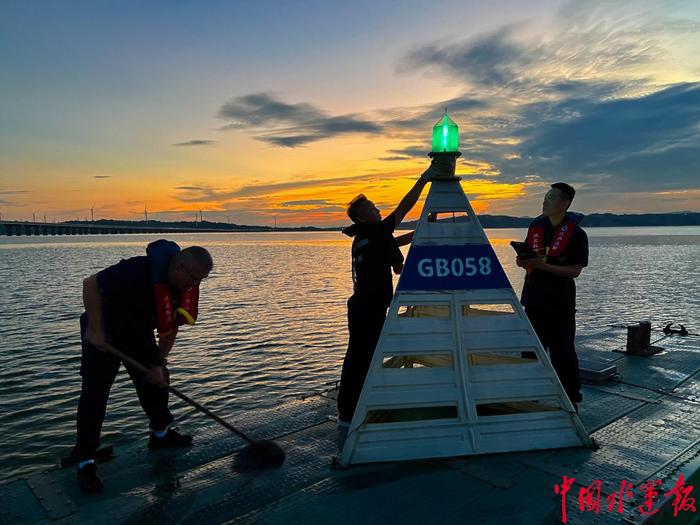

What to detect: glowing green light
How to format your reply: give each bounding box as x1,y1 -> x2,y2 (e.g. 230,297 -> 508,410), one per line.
431,111 -> 459,152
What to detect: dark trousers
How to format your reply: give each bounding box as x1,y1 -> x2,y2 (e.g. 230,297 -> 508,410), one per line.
525,307 -> 582,404
72,332 -> 173,461
337,296 -> 388,423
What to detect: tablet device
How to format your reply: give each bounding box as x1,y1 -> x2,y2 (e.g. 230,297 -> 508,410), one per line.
510,241 -> 536,259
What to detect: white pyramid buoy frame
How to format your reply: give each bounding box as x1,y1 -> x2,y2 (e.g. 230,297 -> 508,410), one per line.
339,175 -> 592,465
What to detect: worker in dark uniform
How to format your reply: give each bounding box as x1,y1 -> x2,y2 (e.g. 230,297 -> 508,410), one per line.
70,240 -> 213,494
517,182 -> 588,409
337,160 -> 447,432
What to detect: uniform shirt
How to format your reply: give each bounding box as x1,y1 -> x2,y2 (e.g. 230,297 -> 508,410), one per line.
81,256 -> 176,365
342,213 -> 402,308
521,220 -> 588,312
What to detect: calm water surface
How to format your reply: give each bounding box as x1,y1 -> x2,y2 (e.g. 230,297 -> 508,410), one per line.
1,227 -> 699,481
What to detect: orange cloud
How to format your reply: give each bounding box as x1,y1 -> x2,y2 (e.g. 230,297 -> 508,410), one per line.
231,169 -> 529,225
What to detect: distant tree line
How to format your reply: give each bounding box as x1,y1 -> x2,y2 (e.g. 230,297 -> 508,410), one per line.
402,212 -> 700,229
80,219 -> 328,231
14,211 -> 697,230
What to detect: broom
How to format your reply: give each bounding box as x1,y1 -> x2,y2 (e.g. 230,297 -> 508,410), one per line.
102,342 -> 285,472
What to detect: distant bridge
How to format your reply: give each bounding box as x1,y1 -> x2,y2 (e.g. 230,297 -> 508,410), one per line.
0,221 -> 225,236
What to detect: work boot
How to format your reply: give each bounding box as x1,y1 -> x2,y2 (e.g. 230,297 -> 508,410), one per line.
148,428 -> 193,450
77,462 -> 103,494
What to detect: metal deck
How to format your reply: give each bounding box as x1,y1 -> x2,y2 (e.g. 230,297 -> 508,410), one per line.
2,327 -> 700,525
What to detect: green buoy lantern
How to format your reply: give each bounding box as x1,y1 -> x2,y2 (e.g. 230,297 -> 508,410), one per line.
428,109 -> 461,178
432,111 -> 459,152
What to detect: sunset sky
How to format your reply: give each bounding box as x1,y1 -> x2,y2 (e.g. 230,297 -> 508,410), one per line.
1,0 -> 699,226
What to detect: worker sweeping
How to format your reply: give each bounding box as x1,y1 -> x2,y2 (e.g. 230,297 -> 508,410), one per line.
68,239 -> 213,494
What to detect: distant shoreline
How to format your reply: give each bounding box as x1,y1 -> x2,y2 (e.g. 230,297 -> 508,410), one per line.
1,211 -> 699,236
405,211 -> 700,229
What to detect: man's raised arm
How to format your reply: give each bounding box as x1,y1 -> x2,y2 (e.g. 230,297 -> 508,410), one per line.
392,169 -> 432,227
394,231 -> 414,246
392,156 -> 457,227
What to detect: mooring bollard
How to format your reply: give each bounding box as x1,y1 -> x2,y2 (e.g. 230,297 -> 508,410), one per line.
626,320 -> 660,356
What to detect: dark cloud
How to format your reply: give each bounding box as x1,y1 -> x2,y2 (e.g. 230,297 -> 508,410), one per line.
278,199 -> 343,212
217,93 -> 383,147
172,185 -> 225,202
172,139 -> 218,147
511,83 -> 700,190
378,156 -> 412,161
93,175 -> 111,179
392,5 -> 700,197
223,175 -> 368,199
320,115 -> 381,134
257,134 -> 323,148
399,7 -> 691,101
402,27 -> 533,88
286,205 -> 346,214
172,172 -> 388,204
385,96 -> 489,135
173,185 -> 212,191
386,146 -> 430,159
206,4 -> 700,206
0,191 -> 28,206
217,93 -> 324,126
279,199 -> 334,207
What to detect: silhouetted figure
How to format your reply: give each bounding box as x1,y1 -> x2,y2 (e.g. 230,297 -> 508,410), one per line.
337,160 -> 447,429
70,240 -> 212,494
517,183 -> 588,409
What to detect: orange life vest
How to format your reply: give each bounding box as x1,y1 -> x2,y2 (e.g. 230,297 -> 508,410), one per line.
526,212 -> 583,259
147,240 -> 199,337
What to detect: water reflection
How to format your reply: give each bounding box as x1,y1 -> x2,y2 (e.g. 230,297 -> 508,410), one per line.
0,228 -> 698,481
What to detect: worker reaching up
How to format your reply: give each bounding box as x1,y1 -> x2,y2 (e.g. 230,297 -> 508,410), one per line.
336,158 -> 452,438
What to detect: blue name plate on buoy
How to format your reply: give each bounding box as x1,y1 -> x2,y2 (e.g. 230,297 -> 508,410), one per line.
397,244 -> 510,291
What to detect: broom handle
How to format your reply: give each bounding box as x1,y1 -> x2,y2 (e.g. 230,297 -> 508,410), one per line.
102,342 -> 255,444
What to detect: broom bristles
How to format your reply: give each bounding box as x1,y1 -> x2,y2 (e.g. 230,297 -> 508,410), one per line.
231,440 -> 286,473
